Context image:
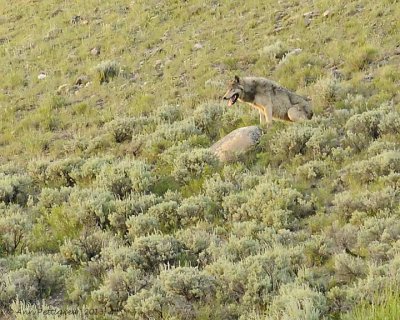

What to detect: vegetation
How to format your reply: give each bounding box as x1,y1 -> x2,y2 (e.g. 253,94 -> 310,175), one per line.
1,0 -> 400,319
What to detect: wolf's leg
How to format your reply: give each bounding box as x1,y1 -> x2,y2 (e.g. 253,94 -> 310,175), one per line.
264,105 -> 273,126
259,110 -> 265,124
288,106 -> 308,122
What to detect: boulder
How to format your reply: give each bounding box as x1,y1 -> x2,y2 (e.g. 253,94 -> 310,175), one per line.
37,72 -> 47,80
75,75 -> 90,86
90,47 -> 101,56
210,126 -> 262,162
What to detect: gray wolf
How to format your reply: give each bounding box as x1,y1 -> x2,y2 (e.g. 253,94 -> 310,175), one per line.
223,76 -> 313,125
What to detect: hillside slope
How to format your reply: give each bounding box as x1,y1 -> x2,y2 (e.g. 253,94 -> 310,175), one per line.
1,0 -> 400,319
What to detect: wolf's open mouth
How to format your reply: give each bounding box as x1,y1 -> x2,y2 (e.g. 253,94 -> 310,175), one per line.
228,93 -> 239,107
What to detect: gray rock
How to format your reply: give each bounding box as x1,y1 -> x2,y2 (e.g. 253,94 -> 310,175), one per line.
71,15 -> 81,24
56,84 -> 69,95
193,43 -> 203,51
210,126 -> 262,162
363,74 -> 374,82
44,28 -> 62,40
90,47 -> 101,56
323,10 -> 332,18
303,11 -> 319,18
38,72 -> 47,80
75,75 -> 89,86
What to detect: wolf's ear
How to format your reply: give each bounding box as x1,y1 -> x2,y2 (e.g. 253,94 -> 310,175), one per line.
234,75 -> 240,83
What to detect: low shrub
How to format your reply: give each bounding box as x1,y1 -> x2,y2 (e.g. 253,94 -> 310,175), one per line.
268,283 -> 328,320
0,173 -> 34,206
126,213 -> 161,240
0,255 -> 69,305
109,193 -> 161,234
177,195 -> 217,227
96,60 -> 119,84
0,205 -> 31,255
172,148 -> 218,183
95,159 -> 154,197
91,267 -> 146,312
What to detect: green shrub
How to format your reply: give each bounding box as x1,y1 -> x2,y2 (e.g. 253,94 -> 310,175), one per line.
367,140 -> 398,156
28,158 -> 84,187
130,235 -> 185,272
69,156 -> 114,182
91,266 -> 146,312
176,195 -> 217,227
101,235 -> 185,272
305,127 -> 339,159
296,160 -> 329,181
268,126 -> 315,163
328,259 -> 400,315
344,106 -> 389,151
378,110 -> 400,135
208,234 -> 261,262
159,266 -> 216,302
241,248 -> 304,308
124,267 -> 216,319
0,205 -> 31,255
106,116 -> 150,143
172,148 -> 218,183
203,173 -> 237,204
44,158 -> 84,187
334,253 -> 367,285
308,77 -> 342,113
235,181 -> 313,228
60,229 -> 111,265
144,120 -> 201,156
126,213 -> 161,240
222,192 -> 249,221
95,159 -> 154,197
153,104 -> 182,123
206,246 -> 305,313
303,234 -> 332,268
0,173 -> 34,206
124,286 -> 167,320
204,259 -> 246,317
100,244 -> 141,271
85,133 -> 114,154
192,102 -> 224,139
268,283 -> 327,320
176,226 -> 217,266
1,255 -> 69,304
341,151 -> 400,185
274,52 -> 324,89
342,286 -> 400,320
332,187 -> 398,218
147,200 -> 179,232
37,187 -> 71,210
96,60 -> 119,84
220,105 -> 251,134
345,45 -> 378,72
356,216 -> 400,261
69,187 -> 115,228
66,265 -> 103,304
258,40 -> 290,60
109,193 -> 161,234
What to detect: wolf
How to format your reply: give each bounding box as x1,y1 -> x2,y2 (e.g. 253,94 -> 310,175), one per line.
223,75 -> 313,125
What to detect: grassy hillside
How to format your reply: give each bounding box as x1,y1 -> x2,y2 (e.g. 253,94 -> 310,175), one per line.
1,0 -> 400,319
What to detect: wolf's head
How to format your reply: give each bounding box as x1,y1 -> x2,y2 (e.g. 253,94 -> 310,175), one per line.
223,75 -> 244,106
